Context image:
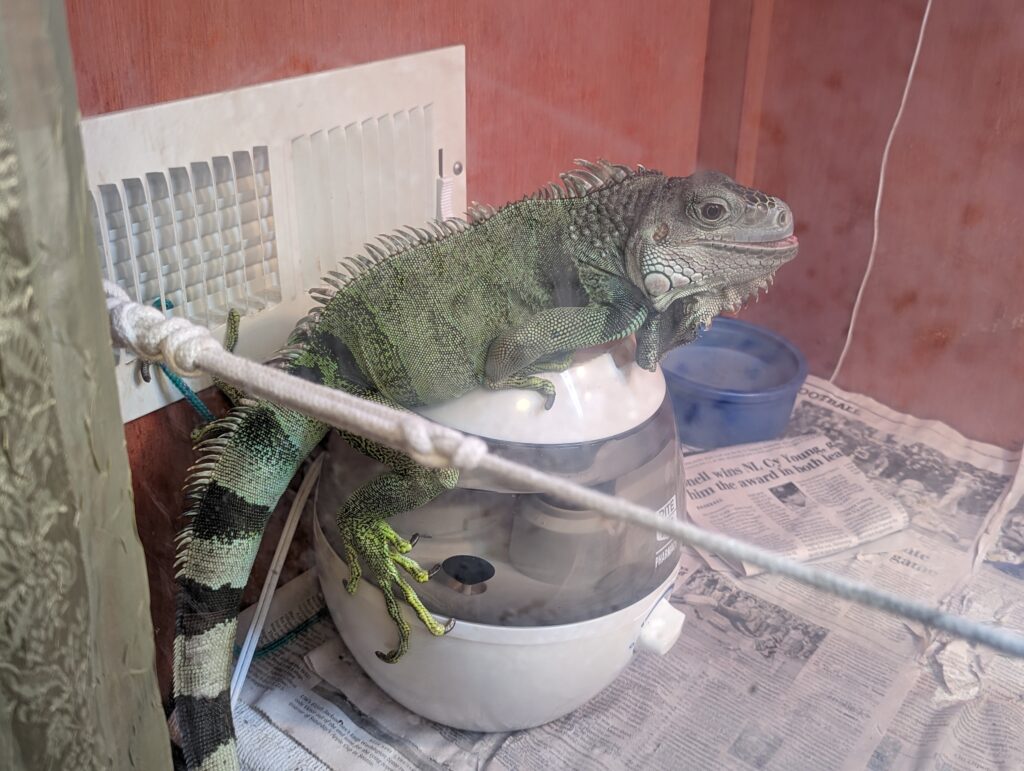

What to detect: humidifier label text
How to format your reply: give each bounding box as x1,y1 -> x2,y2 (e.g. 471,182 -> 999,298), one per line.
655,496 -> 677,541
655,496 -> 679,569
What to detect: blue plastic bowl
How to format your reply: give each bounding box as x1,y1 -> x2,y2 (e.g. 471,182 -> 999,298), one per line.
660,317 -> 807,450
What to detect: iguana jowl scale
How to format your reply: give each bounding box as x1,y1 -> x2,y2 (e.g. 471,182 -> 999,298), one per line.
171,160 -> 797,770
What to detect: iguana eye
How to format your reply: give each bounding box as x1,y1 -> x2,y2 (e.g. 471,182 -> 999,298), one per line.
700,202 -> 726,221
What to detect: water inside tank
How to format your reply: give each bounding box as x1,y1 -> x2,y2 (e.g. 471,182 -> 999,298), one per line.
316,397 -> 683,627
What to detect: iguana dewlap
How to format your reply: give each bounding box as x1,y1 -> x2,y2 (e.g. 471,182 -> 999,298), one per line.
170,160 -> 797,770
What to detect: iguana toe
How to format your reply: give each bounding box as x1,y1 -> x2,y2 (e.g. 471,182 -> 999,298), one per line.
338,515 -> 444,659
375,521 -> 417,554
392,552 -> 430,582
484,374 -> 557,408
342,544 -> 362,593
373,614 -> 453,662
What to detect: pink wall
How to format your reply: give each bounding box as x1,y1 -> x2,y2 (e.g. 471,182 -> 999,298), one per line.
67,0 -> 710,207
703,0 -> 1024,448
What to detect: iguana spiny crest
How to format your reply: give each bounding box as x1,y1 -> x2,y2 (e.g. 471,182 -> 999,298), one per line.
297,160 -> 796,384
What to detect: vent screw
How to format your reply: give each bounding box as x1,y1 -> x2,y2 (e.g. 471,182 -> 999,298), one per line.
453,161 -> 464,175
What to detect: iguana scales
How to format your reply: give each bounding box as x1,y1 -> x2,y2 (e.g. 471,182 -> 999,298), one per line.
170,160 -> 797,770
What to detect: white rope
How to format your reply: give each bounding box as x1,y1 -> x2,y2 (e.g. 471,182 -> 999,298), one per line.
103,280 -> 1024,658
106,282 -> 221,376
231,454 -> 324,707
830,0 -> 933,383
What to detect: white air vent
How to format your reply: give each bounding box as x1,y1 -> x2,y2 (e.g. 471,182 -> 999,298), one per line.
81,47 -> 466,422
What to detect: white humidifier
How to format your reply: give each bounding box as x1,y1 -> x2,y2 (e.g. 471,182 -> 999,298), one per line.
313,340 -> 686,732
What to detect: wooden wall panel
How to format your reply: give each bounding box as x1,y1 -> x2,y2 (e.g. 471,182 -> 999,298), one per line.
64,0 -> 712,700
707,0 -> 1024,448
66,0 -> 711,205
696,0 -> 752,175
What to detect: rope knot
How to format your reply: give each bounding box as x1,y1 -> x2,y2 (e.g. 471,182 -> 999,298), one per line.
104,280 -> 221,375
397,418 -> 487,470
399,419 -> 434,458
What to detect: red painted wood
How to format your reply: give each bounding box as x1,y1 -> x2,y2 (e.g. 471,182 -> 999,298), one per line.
64,0 -> 712,699
733,0 -> 773,186
697,0 -> 751,176
66,0 -> 711,205
724,0 -> 1023,448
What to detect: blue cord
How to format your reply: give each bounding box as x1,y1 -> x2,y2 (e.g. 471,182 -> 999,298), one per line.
232,608 -> 330,660
151,299 -> 217,424
159,362 -> 217,423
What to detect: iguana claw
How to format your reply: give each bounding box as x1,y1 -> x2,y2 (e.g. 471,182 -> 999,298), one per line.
339,517 -> 448,660
373,618 -> 455,661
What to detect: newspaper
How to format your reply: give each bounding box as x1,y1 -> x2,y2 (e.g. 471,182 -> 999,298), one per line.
858,468 -> 1024,770
234,572 -> 511,771
232,375 -> 1022,770
685,433 -> 909,574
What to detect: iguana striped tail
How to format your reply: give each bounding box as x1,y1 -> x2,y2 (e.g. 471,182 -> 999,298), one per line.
172,399 -> 327,769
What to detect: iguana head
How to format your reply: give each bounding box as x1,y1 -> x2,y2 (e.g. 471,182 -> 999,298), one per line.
626,170 -> 797,318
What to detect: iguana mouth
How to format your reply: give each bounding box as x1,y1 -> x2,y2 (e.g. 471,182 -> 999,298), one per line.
700,234 -> 799,252
759,234 -> 799,249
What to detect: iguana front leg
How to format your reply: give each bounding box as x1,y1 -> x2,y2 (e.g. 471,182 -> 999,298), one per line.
336,430 -> 458,662
214,308 -> 247,405
484,303 -> 647,407
634,300 -> 700,371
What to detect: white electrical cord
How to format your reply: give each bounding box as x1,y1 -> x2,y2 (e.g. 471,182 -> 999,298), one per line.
230,454 -> 324,706
103,279 -> 1024,658
830,0 -> 934,383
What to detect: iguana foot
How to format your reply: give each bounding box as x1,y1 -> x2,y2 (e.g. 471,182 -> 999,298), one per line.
338,516 -> 451,661
223,308 -> 241,353
483,374 -> 557,410
375,615 -> 456,663
522,351 -> 576,376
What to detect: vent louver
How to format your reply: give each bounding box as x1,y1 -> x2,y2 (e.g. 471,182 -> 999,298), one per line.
80,47 -> 466,421
290,106 -> 436,289
92,147 -> 281,342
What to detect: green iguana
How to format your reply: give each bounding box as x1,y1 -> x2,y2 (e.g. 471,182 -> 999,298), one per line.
170,160 -> 797,770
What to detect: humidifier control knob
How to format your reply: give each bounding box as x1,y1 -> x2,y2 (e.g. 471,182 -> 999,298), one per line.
636,597 -> 686,655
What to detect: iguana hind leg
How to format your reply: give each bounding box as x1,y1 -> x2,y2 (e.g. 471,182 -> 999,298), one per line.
214,308 -> 246,405
335,429 -> 458,662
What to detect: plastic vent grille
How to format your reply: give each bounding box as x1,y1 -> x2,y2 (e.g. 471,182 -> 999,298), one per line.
91,148 -> 281,363
79,46 -> 466,421
291,106 -> 436,275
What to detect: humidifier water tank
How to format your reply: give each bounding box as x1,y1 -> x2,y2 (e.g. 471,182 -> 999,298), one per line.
314,341 -> 686,732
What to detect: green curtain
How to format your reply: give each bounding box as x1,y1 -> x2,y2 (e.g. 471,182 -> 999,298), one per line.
0,0 -> 170,768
